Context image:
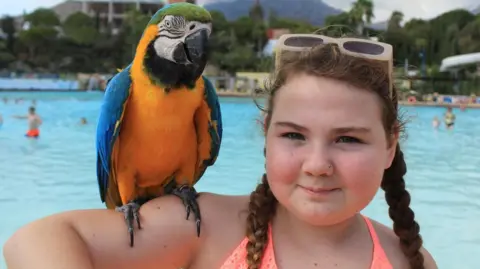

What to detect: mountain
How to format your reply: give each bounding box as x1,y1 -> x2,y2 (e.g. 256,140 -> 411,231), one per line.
204,0 -> 343,26
367,21 -> 388,31
473,5 -> 480,14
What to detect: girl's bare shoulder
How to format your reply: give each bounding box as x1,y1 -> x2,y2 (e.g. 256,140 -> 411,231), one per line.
370,219 -> 438,269
134,192 -> 250,242
190,192 -> 250,242
4,192 -> 251,269
182,193 -> 251,268
143,192 -> 250,233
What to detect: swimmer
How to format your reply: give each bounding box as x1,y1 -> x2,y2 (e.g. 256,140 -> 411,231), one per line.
432,116 -> 440,129
13,106 -> 42,138
79,117 -> 87,125
3,34 -> 437,269
444,107 -> 455,130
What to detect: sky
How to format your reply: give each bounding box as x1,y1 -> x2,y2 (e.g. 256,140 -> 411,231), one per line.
0,0 -> 478,22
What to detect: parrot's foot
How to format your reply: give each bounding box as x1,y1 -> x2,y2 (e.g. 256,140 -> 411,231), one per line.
115,201 -> 142,248
172,185 -> 201,237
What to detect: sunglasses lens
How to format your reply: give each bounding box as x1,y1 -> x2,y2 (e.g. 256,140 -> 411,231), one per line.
284,37 -> 324,47
343,41 -> 385,55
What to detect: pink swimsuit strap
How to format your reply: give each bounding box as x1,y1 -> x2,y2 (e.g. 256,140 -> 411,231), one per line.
220,215 -> 392,269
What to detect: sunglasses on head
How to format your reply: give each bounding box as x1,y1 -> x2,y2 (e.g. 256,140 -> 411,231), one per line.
275,34 -> 393,98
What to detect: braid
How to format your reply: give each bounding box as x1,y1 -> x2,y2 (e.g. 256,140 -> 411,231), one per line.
381,145 -> 424,269
245,174 -> 277,269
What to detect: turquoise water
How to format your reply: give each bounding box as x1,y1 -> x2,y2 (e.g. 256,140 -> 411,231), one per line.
1,92 -> 479,268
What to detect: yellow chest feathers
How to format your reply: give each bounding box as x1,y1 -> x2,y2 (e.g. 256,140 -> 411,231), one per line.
128,78 -> 205,119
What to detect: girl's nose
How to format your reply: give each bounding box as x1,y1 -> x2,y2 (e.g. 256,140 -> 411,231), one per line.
301,146 -> 334,177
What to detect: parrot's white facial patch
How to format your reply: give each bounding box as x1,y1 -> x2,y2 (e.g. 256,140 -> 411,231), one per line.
152,15 -> 212,63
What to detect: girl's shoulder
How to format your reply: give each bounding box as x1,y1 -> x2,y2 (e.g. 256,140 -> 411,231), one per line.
194,192 -> 251,234
4,192 -> 251,269
369,219 -> 438,269
143,192 -> 250,237
183,193 -> 251,268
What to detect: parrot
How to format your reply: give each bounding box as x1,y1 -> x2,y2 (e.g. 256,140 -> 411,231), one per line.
95,2 -> 222,247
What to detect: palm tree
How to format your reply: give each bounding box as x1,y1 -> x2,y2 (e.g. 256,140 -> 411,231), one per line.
349,0 -> 374,35
387,11 -> 404,31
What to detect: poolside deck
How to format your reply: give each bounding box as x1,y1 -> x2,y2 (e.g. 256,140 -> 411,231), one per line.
2,88 -> 479,108
215,91 -> 480,108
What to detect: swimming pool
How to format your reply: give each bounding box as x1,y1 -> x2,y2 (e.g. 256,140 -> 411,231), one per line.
1,92 -> 479,268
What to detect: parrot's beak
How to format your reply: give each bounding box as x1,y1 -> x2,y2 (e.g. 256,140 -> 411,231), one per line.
173,29 -> 209,66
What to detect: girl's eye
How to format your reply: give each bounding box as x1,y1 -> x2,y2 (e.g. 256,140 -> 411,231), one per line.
281,132 -> 304,140
336,136 -> 361,143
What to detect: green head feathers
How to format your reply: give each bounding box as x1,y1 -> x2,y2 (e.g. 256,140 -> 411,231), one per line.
148,3 -> 212,25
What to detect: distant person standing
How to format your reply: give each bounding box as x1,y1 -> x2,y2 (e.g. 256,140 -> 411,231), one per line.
432,116 -> 440,129
444,107 -> 456,130
13,106 -> 42,138
87,74 -> 100,91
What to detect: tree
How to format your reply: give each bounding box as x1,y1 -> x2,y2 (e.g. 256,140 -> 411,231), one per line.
17,8 -> 61,69
349,0 -> 374,35
63,12 -> 98,45
426,9 -> 475,63
324,12 -> 356,36
0,39 -> 15,69
457,17 -> 480,53
121,8 -> 150,60
387,11 -> 403,32
0,16 -> 15,52
249,0 -> 264,22
0,3 -> 479,89
231,16 -> 267,53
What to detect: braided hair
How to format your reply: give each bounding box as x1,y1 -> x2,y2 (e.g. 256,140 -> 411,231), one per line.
245,43 -> 425,268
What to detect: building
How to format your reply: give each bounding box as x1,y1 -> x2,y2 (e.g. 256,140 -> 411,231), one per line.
12,0 -> 195,34
47,0 -> 197,32
262,28 -> 291,56
51,0 -> 164,27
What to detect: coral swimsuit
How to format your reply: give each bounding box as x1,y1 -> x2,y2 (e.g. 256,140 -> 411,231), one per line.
220,215 -> 393,269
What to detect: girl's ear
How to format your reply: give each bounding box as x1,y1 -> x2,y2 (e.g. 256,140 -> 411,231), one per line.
263,112 -> 268,134
385,132 -> 398,169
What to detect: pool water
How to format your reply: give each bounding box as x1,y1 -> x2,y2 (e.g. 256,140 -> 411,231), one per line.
1,92 -> 479,268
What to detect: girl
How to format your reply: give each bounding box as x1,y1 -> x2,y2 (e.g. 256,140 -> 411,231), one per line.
3,35 -> 437,269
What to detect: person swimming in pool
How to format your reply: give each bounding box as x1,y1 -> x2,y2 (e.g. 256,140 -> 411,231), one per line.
432,116 -> 440,129
13,106 -> 42,138
444,107 -> 455,130
79,117 -> 88,125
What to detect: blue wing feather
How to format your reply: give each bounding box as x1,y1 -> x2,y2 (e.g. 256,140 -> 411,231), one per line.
96,65 -> 132,202
202,75 -> 223,168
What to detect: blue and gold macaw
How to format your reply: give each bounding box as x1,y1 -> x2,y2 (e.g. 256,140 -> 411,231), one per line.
95,3 -> 222,247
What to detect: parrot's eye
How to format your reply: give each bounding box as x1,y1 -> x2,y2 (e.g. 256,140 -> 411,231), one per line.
165,21 -> 171,27
189,24 -> 196,30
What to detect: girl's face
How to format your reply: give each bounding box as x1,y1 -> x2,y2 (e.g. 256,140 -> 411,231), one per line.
265,73 -> 397,226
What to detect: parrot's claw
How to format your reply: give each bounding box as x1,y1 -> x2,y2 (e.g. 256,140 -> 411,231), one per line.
172,185 -> 201,237
115,201 -> 142,248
